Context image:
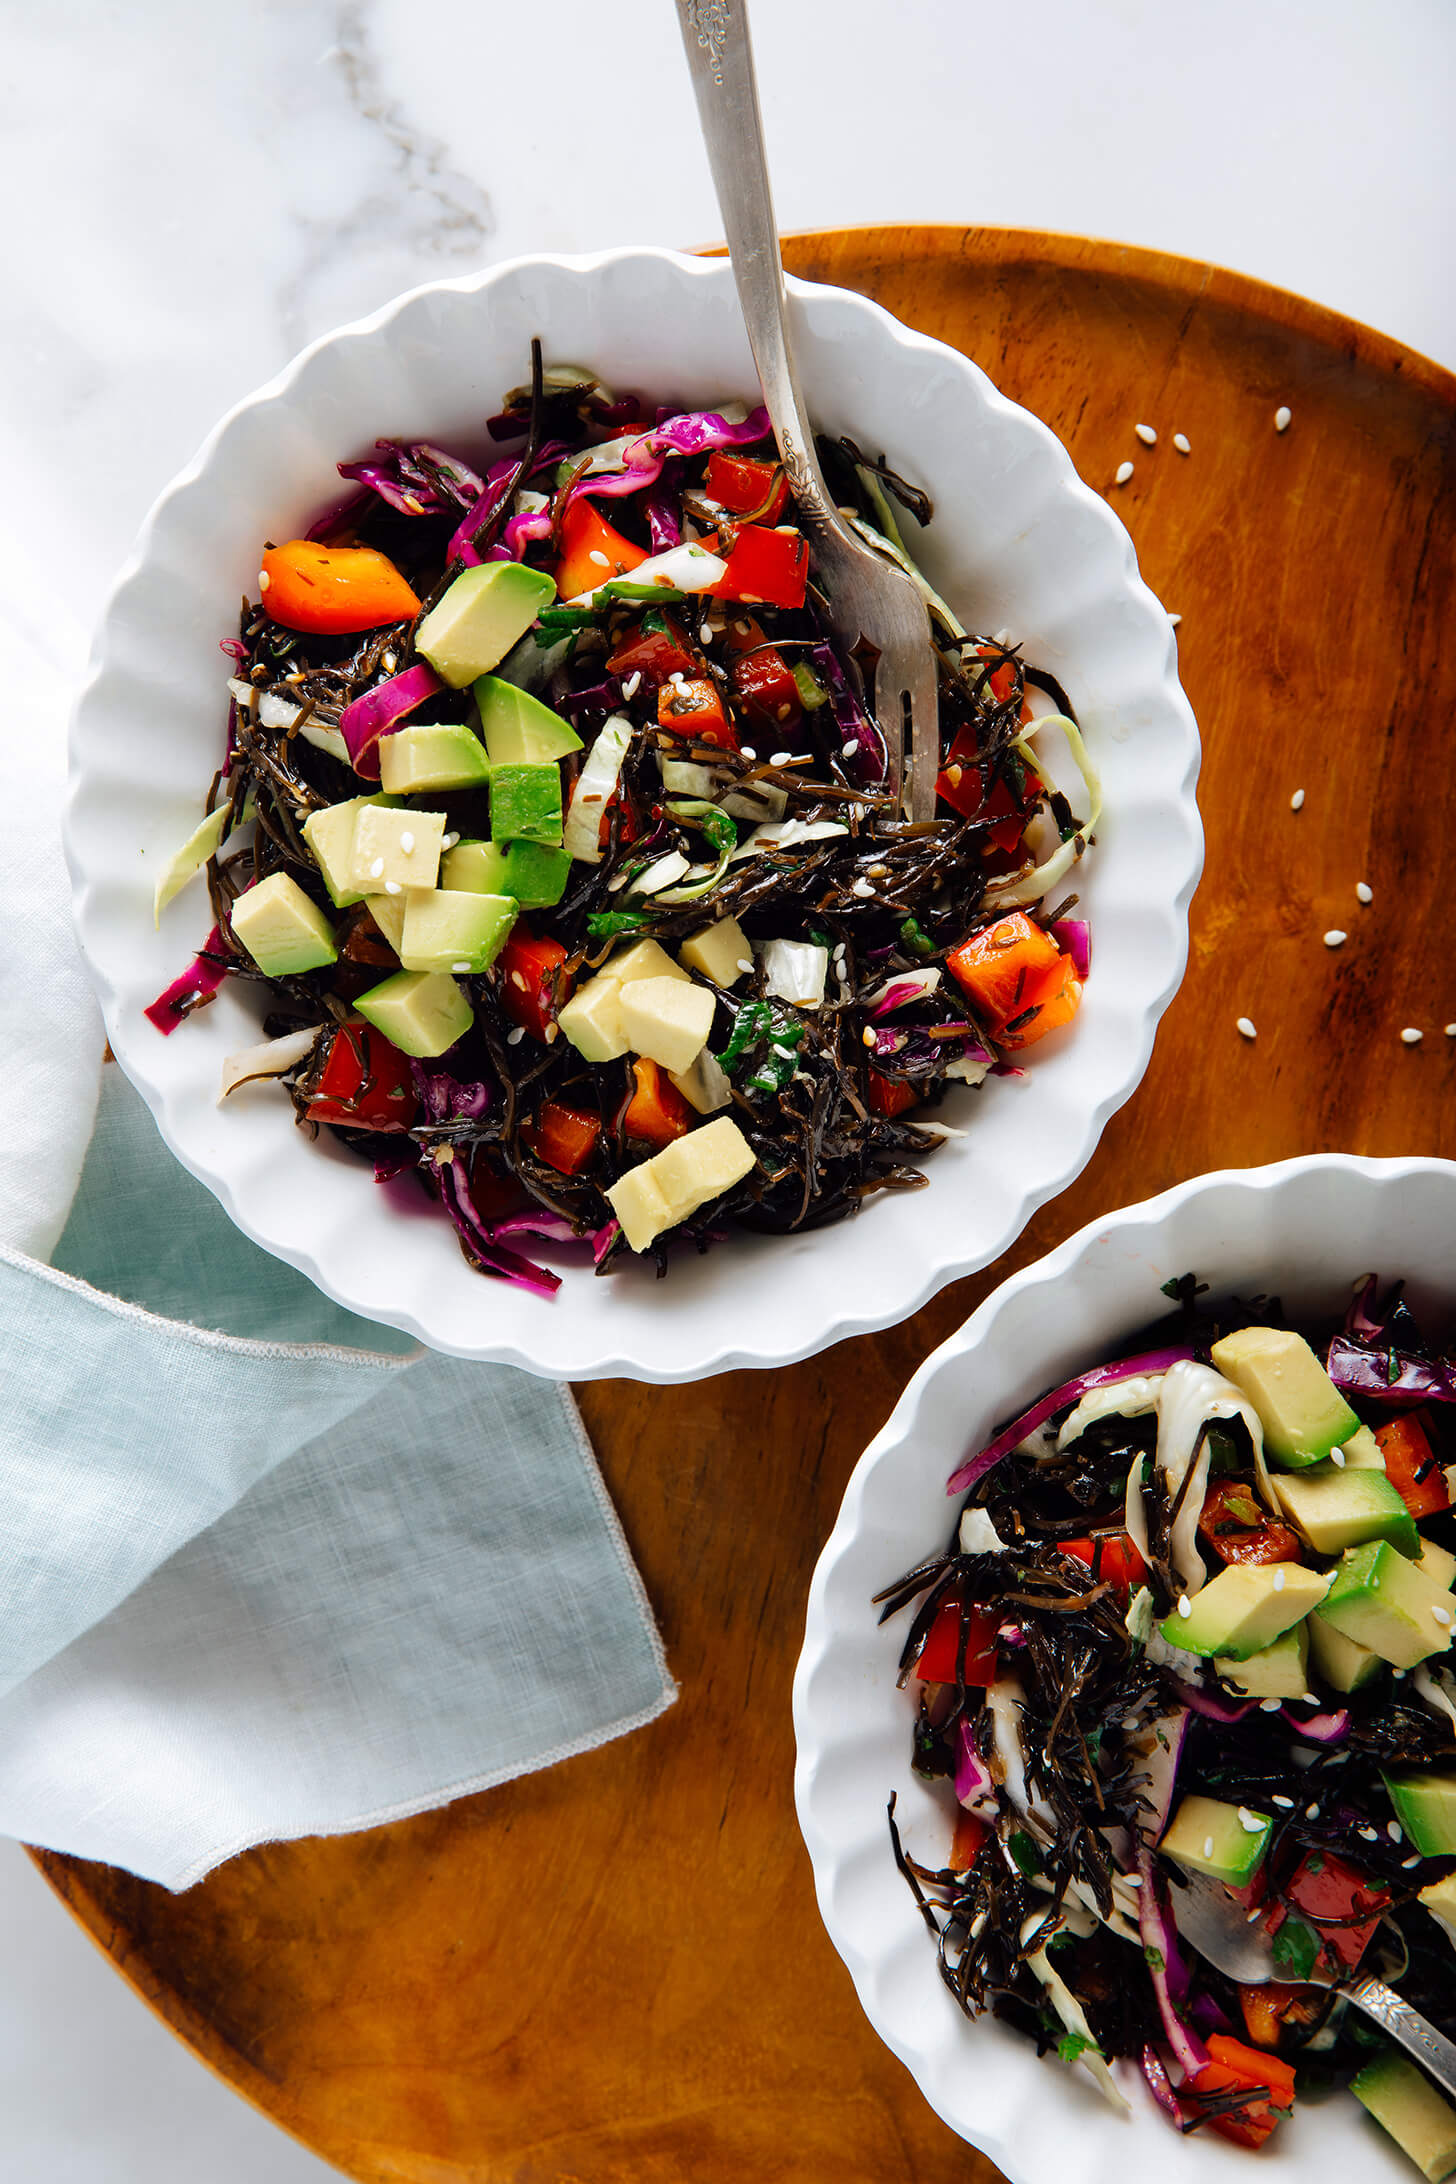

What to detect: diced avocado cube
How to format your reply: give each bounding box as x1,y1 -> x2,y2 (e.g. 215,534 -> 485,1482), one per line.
605,1116 -> 756,1251
1420,1538 -> 1456,1591
1351,2050 -> 1456,2182
399,890 -> 517,974
1343,1423 -> 1388,1469
230,873 -> 337,976
1216,1620 -> 1310,1700
415,563 -> 556,689
490,763 -> 563,845
1209,1326 -> 1363,1469
1160,1560 -> 1330,1660
1272,1463 -> 1420,1558
441,840 -> 509,895
602,938 -> 691,987
1322,1540 -> 1456,1669
558,977 -> 630,1063
678,914 -> 752,988
354,970 -> 472,1059
302,793 -> 401,908
1160,1793 -> 1273,1886
475,675 -> 583,765
1384,1770 -> 1456,1859
1308,1610 -> 1385,1693
499,840 -> 572,909
348,806 -> 446,894
377,722 -> 491,795
364,891 -> 408,955
1419,1872 -> 1456,1947
618,974 -> 716,1075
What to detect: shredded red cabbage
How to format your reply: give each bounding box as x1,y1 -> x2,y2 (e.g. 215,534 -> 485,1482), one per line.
339,663 -> 444,779
145,927 -> 231,1034
1327,1333 -> 1456,1407
1051,917 -> 1091,980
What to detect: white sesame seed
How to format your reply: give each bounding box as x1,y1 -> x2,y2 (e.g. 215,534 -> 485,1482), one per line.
1246,1903 -> 1266,1921
1237,1017 -> 1257,1040
669,670 -> 687,689
384,880 -> 401,896
1275,406 -> 1292,432
699,622 -> 713,645
776,703 -> 792,723
383,652 -> 397,674
841,741 -> 859,761
1394,1667 -> 1406,1678
1272,1795 -> 1295,1808
732,619 -> 752,637
1358,1824 -> 1379,1841
451,961 -> 471,974
1404,1854 -> 1423,1869
1260,1698 -> 1283,1712
258,570 -> 270,591
1324,930 -> 1347,948
1177,1595 -> 1192,1618
1238,1808 -> 1266,1834
400,831 -> 415,854
1273,1568 -> 1286,1591
1173,433 -> 1191,455
862,1026 -> 877,1047
1306,1803 -> 1320,1819
1356,882 -> 1373,905
1290,789 -> 1305,811
1389,1821 -> 1404,1841
1203,1836 -> 1214,1859
544,1023 -> 559,1044
1135,423 -> 1157,446
506,1026 -> 524,1044
510,972 -> 527,991
1168,613 -> 1181,627
441,832 -> 459,851
868,864 -> 890,880
1114,461 -> 1134,485
1447,1024 -> 1456,1038
736,958 -> 753,974
587,549 -> 611,568
369,857 -> 385,879
621,671 -> 641,700
772,1042 -> 795,1060
1331,1447 -> 1347,1467
740,746 -> 757,761
1434,1606 -> 1452,1625
769,750 -> 791,767
851,876 -> 875,899
1401,1027 -> 1424,1045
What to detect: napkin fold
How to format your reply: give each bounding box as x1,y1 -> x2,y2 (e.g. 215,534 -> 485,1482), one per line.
0,680 -> 674,1889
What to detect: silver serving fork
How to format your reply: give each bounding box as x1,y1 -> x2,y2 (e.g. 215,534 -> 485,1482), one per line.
675,0 -> 940,818
1173,1864 -> 1456,2097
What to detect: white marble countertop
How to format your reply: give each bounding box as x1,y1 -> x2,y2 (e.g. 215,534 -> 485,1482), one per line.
3,0 -> 1450,2176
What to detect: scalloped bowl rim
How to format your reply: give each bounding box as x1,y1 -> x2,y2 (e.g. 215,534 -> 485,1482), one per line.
65,246 -> 1202,1383
793,1151 -> 1456,2181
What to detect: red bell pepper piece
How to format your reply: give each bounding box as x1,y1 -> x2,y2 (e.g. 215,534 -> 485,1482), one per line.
1197,1479 -> 1303,1566
730,645 -> 801,729
1057,1534 -> 1149,1594
607,615 -> 698,687
1189,2034 -> 1296,2148
866,1070 -> 918,1119
705,451 -> 790,523
306,1021 -> 418,1132
1375,1413 -> 1450,1520
657,676 -> 737,750
936,734 -> 1044,850
498,928 -> 571,1042
1267,1850 -> 1389,1973
554,499 -> 647,599
467,1152 -> 529,1225
707,525 -> 809,610
623,1058 -> 692,1148
523,1099 -> 602,1177
950,1809 -> 990,1872
914,1597 -> 999,1685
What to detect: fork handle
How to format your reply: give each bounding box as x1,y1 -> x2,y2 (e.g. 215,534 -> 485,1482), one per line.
672,1 -> 839,535
1347,1976 -> 1456,2100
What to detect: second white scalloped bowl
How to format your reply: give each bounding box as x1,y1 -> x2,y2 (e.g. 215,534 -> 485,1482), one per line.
67,248 -> 1201,1381
794,1153 -> 1456,2183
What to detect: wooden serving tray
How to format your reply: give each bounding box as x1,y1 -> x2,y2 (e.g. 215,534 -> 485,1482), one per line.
34,226 -> 1455,2184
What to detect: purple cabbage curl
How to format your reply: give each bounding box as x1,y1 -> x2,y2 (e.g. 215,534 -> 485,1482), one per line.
1051,918 -> 1091,980
946,1346 -> 1195,1494
592,1217 -> 623,1269
339,663 -> 444,780
1135,1839 -> 1208,2079
409,1061 -> 493,1125
644,455 -> 686,552
447,439 -> 575,566
1327,1333 -> 1456,1408
145,926 -> 232,1034
1171,1679 -> 1255,1726
808,641 -> 888,788
954,1718 -> 998,1815
434,1151 -> 561,1298
561,405 -> 771,523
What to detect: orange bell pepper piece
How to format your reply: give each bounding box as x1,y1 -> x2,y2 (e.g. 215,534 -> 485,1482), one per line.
950,1809 -> 989,1872
554,499 -> 647,600
623,1058 -> 692,1148
866,1069 -> 919,1119
1375,1412 -> 1450,1520
657,676 -> 736,750
260,541 -> 420,635
1189,2035 -> 1296,2148
998,952 -> 1083,1049
523,1099 -> 602,1177
947,913 -> 1062,1025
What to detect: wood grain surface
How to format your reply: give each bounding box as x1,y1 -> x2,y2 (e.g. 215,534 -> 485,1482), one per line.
33,226 -> 1456,2184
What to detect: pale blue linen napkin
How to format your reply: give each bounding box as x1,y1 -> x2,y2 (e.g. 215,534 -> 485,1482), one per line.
0,1068 -> 673,1888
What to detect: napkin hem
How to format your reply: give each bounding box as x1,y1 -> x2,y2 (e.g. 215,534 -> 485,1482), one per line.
0,1235 -> 421,1371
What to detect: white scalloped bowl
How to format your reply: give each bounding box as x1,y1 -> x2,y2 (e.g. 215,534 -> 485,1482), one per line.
66,247 -> 1201,1382
794,1153 -> 1456,2182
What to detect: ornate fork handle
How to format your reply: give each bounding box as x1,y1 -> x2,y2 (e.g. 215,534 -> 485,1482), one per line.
1348,1977 -> 1456,2099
